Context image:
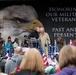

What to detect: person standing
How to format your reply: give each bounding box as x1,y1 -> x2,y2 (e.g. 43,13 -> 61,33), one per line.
28,27 -> 40,48
56,33 -> 64,51
38,27 -> 50,54
0,33 -> 4,56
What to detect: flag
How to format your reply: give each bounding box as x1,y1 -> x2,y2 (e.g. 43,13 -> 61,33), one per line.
30,39 -> 34,48
5,53 -> 11,60
2,43 -> 11,60
47,43 -> 51,57
47,43 -> 54,60
70,40 -> 72,45
9,43 -> 14,57
54,40 -> 59,56
37,41 -> 48,66
2,43 -> 13,57
37,41 -> 44,55
2,43 -> 7,56
64,40 -> 66,46
42,53 -> 48,66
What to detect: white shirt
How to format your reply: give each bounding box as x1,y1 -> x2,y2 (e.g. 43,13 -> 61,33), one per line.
13,42 -> 19,48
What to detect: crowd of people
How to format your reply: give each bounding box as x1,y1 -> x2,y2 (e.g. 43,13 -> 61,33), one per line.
0,27 -> 76,75
0,45 -> 76,75
0,27 -> 68,57
0,27 -> 51,56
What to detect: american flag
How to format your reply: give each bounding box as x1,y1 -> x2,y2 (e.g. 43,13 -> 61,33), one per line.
9,43 -> 14,57
70,40 -> 73,45
64,40 -> 66,46
2,43 -> 7,56
47,44 -> 54,60
54,40 -> 59,56
2,43 -> 13,57
5,53 -> 11,60
37,41 -> 44,55
37,41 -> 48,66
29,39 -> 34,48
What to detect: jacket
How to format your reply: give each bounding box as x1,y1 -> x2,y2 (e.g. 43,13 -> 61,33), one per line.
5,54 -> 20,74
53,67 -> 76,75
15,69 -> 43,75
28,30 -> 39,39
56,38 -> 64,51
5,41 -> 13,52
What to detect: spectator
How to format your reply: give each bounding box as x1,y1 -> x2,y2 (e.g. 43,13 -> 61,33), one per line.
14,48 -> 44,75
52,45 -> 76,75
5,46 -> 22,74
0,57 -> 6,73
21,35 -> 28,47
16,55 -> 23,72
0,33 -> 4,56
3,36 -> 14,56
13,38 -> 19,48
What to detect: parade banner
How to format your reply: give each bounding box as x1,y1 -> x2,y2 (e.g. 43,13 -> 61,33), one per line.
0,1 -> 76,44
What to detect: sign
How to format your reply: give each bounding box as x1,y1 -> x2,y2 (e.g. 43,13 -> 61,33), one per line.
0,1 -> 76,44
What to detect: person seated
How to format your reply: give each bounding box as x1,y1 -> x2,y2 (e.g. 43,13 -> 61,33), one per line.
52,45 -> 76,75
2,36 -> 14,57
21,35 -> 28,47
5,46 -> 22,74
13,38 -> 19,48
0,57 -> 6,73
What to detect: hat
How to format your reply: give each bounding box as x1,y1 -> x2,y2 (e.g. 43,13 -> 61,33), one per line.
8,36 -> 11,39
45,66 -> 56,74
